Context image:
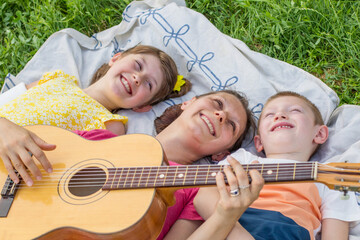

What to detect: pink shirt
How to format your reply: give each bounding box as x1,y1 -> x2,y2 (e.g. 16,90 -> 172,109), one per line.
73,130 -> 203,239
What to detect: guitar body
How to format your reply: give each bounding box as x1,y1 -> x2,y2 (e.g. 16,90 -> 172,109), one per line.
0,125 -> 165,240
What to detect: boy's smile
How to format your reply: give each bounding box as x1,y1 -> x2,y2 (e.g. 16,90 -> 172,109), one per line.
271,122 -> 294,132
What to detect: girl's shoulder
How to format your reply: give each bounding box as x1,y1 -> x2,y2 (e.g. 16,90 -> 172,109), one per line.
38,70 -> 79,86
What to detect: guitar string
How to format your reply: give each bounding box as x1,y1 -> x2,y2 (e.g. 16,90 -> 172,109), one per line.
10,164 -> 355,182
9,170 -> 323,189
8,163 -> 359,189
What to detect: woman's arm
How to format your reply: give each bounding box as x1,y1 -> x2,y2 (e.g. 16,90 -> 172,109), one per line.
0,117 -> 55,185
321,218 -> 349,240
165,156 -> 263,240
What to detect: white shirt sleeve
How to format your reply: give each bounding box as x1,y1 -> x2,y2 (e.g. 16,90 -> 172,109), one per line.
317,183 -> 360,222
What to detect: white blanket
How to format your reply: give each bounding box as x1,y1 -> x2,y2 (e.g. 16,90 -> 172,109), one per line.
1,0 -> 359,236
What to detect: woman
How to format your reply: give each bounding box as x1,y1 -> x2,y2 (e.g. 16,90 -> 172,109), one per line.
0,90 -> 264,239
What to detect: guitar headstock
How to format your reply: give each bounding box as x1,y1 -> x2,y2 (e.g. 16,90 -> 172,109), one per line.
317,162 -> 360,193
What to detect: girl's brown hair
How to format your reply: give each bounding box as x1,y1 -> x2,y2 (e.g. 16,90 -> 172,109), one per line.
90,45 -> 191,107
155,90 -> 255,153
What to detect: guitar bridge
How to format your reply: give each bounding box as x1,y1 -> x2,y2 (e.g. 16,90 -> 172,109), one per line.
0,174 -> 20,217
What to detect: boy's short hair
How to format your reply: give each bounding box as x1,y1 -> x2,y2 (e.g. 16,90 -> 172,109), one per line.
259,91 -> 324,128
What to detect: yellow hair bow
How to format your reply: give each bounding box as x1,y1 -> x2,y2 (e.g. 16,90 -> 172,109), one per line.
173,75 -> 186,92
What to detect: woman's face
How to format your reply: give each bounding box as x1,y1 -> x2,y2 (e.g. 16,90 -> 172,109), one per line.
179,92 -> 247,157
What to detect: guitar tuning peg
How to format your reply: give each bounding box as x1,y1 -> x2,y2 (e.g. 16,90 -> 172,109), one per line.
341,189 -> 350,200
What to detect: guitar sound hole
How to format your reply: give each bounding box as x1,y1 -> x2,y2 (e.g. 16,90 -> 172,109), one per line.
68,167 -> 106,197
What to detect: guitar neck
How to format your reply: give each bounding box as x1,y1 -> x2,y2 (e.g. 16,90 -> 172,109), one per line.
103,162 -> 318,190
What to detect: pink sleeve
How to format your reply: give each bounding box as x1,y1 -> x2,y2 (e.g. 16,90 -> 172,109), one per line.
73,129 -> 117,140
178,188 -> 203,220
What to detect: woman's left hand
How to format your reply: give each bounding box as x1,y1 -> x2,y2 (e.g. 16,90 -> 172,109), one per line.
215,156 -> 264,221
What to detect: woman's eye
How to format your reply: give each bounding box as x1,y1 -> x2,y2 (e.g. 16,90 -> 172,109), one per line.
229,120 -> 236,132
214,99 -> 223,109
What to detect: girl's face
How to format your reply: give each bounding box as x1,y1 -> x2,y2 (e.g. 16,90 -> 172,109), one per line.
104,53 -> 164,109
179,92 -> 247,157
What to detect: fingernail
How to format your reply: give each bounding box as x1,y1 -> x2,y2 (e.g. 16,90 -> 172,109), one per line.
36,176 -> 42,181
48,168 -> 53,173
27,180 -> 33,187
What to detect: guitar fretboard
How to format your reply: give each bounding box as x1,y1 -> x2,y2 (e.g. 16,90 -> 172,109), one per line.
102,162 -> 317,190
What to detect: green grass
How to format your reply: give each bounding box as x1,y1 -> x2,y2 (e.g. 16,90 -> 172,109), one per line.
1,0 -> 359,105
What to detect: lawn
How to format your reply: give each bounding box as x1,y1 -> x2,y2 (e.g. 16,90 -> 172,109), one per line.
1,0 -> 359,105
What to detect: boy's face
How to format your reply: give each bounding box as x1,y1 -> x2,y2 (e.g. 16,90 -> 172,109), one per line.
254,96 -> 324,157
178,92 -> 247,158
104,53 -> 164,109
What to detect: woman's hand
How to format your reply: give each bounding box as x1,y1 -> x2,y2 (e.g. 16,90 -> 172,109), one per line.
190,156 -> 264,240
0,118 -> 56,186
215,156 -> 264,220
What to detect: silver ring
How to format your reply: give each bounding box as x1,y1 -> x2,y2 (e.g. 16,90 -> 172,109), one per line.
230,188 -> 240,197
239,184 -> 250,189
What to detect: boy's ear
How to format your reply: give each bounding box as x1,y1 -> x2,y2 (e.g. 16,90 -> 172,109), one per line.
180,97 -> 196,110
109,52 -> 122,66
314,125 -> 329,144
254,135 -> 264,152
211,151 -> 230,161
132,105 -> 152,113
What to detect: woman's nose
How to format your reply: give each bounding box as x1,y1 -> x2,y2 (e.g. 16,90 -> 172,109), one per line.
215,111 -> 226,123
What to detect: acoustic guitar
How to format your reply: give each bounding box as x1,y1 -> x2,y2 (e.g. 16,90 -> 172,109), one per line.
0,125 -> 359,240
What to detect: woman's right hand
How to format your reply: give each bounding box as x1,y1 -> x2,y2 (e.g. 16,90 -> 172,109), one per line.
0,118 -> 56,186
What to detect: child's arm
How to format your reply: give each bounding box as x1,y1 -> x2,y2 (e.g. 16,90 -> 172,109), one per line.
26,80 -> 39,89
0,117 -> 55,186
321,218 -> 349,240
104,120 -> 126,136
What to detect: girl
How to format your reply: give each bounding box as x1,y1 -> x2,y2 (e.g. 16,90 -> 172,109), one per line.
0,45 -> 191,136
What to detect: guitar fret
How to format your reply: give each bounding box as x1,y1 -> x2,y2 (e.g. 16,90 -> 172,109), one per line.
162,166 -> 169,186
130,168 -> 136,188
205,165 -> 210,184
133,167 -> 143,188
182,166 -> 188,186
123,168 -> 130,188
144,167 -> 151,188
275,163 -> 279,181
138,167 -> 145,187
153,167 -> 161,187
116,168 -> 124,189
110,168 -> 118,189
293,163 -> 296,180
193,165 -> 199,185
172,166 -> 179,186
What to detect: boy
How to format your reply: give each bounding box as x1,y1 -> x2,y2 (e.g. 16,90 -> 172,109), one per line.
194,91 -> 360,240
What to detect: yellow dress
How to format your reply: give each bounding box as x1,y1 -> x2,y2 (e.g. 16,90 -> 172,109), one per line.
0,70 -> 127,131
